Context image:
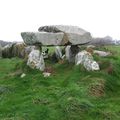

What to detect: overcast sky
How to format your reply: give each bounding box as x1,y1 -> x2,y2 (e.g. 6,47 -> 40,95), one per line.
0,0 -> 120,41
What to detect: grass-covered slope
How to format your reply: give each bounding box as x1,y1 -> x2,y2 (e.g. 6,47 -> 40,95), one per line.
0,46 -> 120,120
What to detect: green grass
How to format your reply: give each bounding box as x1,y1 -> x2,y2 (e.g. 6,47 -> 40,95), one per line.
0,46 -> 120,120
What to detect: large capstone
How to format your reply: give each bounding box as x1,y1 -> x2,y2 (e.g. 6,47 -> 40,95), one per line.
21,32 -> 64,46
38,25 -> 92,45
27,49 -> 45,71
38,25 -> 90,34
21,25 -> 92,46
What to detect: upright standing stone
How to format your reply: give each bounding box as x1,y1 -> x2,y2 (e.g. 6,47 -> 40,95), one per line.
65,45 -> 80,63
55,46 -> 62,59
65,45 -> 71,62
39,54 -> 45,71
27,50 -> 45,71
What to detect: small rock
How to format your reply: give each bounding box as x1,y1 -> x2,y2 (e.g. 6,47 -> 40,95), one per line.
20,73 -> 26,78
94,50 -> 111,57
43,72 -> 51,77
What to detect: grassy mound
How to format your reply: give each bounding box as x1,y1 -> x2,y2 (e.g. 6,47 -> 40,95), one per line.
0,46 -> 120,120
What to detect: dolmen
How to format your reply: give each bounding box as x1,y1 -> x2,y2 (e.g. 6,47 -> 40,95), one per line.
21,25 -> 99,71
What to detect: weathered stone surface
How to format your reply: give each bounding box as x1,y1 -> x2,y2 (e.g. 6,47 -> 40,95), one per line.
25,45 -> 37,56
38,25 -> 89,34
38,25 -> 92,45
0,40 -> 12,47
94,50 -> 111,57
65,45 -> 80,63
2,42 -> 26,58
51,46 -> 63,63
21,25 -> 92,46
75,51 -> 100,71
38,26 -> 62,33
27,50 -> 45,71
12,42 -> 26,58
55,46 -> 62,59
2,44 -> 13,58
65,46 -> 71,62
21,32 -> 64,46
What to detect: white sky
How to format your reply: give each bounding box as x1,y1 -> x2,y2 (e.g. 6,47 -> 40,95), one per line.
0,0 -> 120,41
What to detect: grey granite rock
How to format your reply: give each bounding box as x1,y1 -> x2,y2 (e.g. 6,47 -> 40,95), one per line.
65,45 -> 80,63
75,50 -> 100,71
21,25 -> 92,46
94,50 -> 111,57
21,32 -> 64,46
38,25 -> 89,34
38,25 -> 92,45
2,42 -> 26,58
55,46 -> 62,59
27,49 -> 45,71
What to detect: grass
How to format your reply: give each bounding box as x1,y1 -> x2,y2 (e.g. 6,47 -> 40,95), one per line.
0,45 -> 120,120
